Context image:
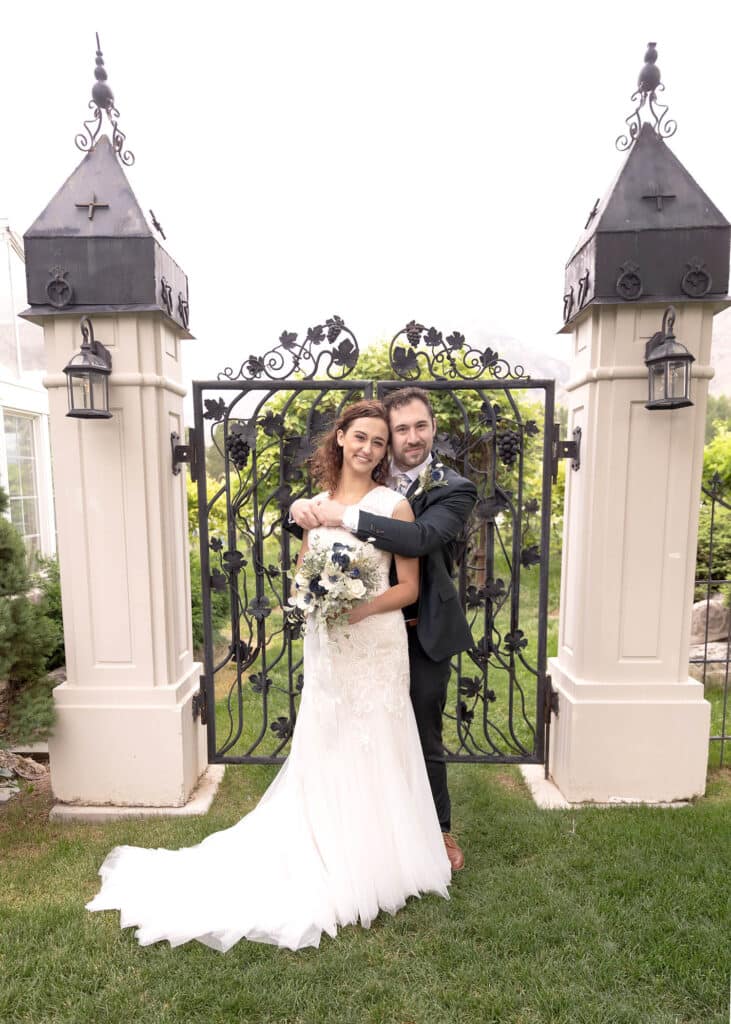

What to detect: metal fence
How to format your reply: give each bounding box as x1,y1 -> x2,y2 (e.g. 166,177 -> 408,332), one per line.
690,472 -> 730,767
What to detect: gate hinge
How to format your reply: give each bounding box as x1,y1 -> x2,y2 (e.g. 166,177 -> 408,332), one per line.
544,675 -> 559,717
171,428 -> 200,481
192,682 -> 208,725
552,424 -> 581,484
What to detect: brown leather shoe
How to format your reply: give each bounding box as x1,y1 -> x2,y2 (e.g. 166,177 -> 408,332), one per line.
443,832 -> 465,871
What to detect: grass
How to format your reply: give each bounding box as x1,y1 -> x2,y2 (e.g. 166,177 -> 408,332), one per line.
1,763 -> 729,1024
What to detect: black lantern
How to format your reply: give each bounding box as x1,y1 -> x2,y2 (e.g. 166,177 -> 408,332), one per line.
644,306 -> 695,410
63,317 -> 113,419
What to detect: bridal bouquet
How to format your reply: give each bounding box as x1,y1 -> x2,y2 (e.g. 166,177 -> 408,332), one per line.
288,539 -> 381,625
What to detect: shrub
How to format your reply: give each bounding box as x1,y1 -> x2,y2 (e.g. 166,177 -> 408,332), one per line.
35,557 -> 65,671
190,545 -> 230,655
0,488 -> 58,745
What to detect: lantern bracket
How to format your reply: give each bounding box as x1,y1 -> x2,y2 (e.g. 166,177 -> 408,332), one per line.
171,428 -> 199,481
551,424 -> 581,484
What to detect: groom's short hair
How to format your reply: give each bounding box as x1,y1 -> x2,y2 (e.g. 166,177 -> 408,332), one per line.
383,386 -> 436,422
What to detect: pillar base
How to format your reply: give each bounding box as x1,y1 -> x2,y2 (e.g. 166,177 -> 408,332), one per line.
548,658 -> 710,803
48,663 -> 207,807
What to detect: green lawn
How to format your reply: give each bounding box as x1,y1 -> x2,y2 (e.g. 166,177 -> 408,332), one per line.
1,762 -> 729,1024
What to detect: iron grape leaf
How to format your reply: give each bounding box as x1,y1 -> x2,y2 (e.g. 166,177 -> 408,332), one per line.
203,397 -> 226,422
458,701 -> 475,725
245,355 -> 266,378
525,420 -> 539,437
210,570 -> 227,592
230,419 -> 256,444
434,432 -> 457,460
473,635 -> 493,665
279,330 -> 298,350
475,492 -> 510,521
481,348 -> 499,369
524,499 -> 539,515
484,577 -> 506,600
520,545 -> 541,568
333,339 -> 358,368
295,673 -> 304,692
270,716 -> 292,740
486,688 -> 496,703
223,549 -> 246,573
392,346 -> 419,375
446,331 -> 465,350
465,585 -> 485,609
504,629 -> 528,652
266,563 -> 281,577
230,640 -> 253,663
249,672 -> 272,694
306,324 -> 325,345
260,410 -> 285,438
210,537 -> 224,552
458,676 -> 482,698
272,484 -> 292,507
405,320 -> 424,347
423,326 -> 442,348
248,596 -> 272,620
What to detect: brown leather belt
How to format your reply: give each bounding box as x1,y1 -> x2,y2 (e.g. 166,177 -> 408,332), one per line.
404,618 -> 418,627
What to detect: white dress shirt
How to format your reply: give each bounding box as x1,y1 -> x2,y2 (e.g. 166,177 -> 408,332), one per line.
341,454 -> 432,532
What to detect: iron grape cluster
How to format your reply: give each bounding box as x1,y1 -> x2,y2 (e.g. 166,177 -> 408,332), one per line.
226,432 -> 251,471
496,429 -> 521,467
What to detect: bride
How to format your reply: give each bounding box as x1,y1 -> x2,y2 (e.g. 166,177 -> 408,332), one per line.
86,398 -> 451,951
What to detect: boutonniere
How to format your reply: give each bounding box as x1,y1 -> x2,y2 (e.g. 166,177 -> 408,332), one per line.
411,462 -> 449,499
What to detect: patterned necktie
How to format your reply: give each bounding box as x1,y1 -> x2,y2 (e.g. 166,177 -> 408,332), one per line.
395,472 -> 412,496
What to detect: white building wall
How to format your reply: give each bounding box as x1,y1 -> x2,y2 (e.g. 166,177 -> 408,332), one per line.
0,220 -> 56,559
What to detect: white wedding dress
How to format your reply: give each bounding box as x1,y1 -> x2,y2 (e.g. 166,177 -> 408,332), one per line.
86,485 -> 451,951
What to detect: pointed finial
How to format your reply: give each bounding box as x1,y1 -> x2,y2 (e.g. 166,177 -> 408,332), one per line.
616,41 -> 677,151
75,33 -> 135,166
91,33 -> 114,111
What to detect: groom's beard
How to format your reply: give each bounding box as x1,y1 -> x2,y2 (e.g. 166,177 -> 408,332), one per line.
393,444 -> 428,470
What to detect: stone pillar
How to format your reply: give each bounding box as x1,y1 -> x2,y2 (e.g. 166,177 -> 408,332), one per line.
38,311 -> 206,806
549,302 -> 717,802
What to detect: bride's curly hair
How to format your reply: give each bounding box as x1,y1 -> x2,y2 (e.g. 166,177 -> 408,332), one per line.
309,399 -> 390,493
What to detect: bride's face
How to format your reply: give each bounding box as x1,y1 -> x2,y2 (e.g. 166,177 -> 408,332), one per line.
337,416 -> 389,477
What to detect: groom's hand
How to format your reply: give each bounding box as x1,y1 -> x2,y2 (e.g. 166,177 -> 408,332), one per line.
289,498 -> 323,531
311,497 -> 346,527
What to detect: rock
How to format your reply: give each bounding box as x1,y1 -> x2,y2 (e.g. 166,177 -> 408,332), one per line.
689,641 -> 731,689
690,594 -> 729,645
0,749 -> 49,781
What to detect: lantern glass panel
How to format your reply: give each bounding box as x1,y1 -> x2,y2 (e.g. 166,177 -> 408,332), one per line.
668,360 -> 689,400
89,371 -> 108,411
649,363 -> 666,402
70,372 -> 93,411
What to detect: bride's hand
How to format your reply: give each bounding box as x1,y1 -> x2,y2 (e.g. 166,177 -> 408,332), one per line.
347,603 -> 370,625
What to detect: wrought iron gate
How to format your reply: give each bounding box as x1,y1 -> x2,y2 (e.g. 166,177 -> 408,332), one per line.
188,318 -> 564,769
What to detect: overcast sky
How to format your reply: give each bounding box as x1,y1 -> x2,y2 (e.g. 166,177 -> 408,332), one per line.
2,0 -> 730,398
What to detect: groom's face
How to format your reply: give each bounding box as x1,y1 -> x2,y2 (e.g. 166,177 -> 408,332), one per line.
388,399 -> 437,470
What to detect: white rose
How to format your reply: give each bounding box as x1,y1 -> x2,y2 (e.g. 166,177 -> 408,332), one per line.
346,577 -> 366,599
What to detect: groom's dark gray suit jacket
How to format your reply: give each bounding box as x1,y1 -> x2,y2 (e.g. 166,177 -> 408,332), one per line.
352,464 -> 477,663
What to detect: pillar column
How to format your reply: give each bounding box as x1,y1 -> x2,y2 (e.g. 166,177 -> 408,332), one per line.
41,311 -> 207,806
550,302 -> 715,802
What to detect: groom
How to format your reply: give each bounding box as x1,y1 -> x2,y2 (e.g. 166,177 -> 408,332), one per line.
289,386 -> 477,871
